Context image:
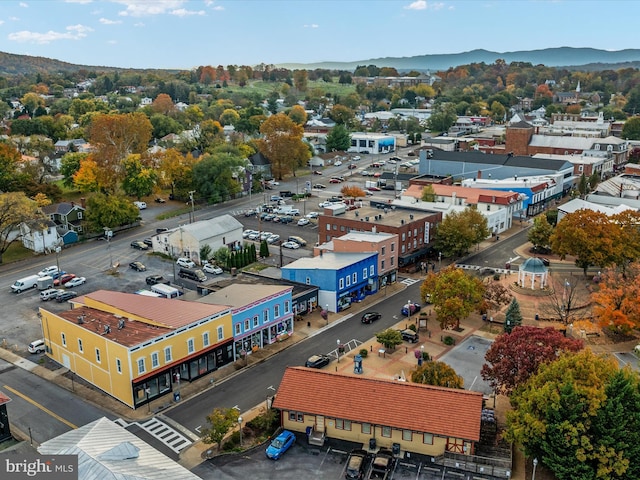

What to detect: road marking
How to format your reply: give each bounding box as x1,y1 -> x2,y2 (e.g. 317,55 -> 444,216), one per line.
195,425 -> 202,433
400,278 -> 420,286
3,384 -> 77,429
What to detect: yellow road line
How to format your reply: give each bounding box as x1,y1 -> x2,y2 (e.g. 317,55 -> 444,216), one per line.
3,385 -> 77,430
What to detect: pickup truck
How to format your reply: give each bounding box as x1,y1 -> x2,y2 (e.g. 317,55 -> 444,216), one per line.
367,448 -> 395,479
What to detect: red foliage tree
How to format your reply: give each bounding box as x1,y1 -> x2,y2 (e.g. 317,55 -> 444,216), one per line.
481,326 -> 583,395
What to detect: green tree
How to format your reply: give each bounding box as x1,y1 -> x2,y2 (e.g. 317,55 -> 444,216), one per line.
420,184 -> 436,202
421,265 -> 485,330
328,104 -> 354,125
527,215 -> 553,251
201,407 -> 240,452
287,105 -> 307,126
192,151 -> 245,204
214,246 -> 231,268
410,361 -> 464,388
426,103 -> 457,133
121,155 -> 157,199
260,240 -> 270,258
375,329 -> 403,350
0,192 -> 47,263
504,298 -> 523,333
200,244 -> 213,263
622,116 -> 640,140
85,193 -> 140,233
293,69 -> 308,92
325,124 -> 351,152
435,207 -> 490,258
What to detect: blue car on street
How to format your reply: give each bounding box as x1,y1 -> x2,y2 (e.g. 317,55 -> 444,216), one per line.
266,430 -> 296,460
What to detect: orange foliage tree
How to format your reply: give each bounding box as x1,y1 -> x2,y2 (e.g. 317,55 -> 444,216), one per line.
257,113 -> 309,180
592,263 -> 640,334
341,185 -> 366,199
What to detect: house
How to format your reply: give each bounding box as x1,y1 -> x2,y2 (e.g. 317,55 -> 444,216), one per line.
248,151 -> 273,179
42,201 -> 85,237
20,219 -> 60,253
282,252 -> 378,312
39,290 -> 233,409
197,284 -> 294,360
38,417 -> 201,479
315,232 -> 399,288
53,138 -> 87,154
273,367 -> 483,457
151,215 -> 243,264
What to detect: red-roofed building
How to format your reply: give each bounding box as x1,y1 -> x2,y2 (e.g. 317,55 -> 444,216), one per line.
0,390 -> 11,442
39,291 -> 233,409
273,367 -> 483,457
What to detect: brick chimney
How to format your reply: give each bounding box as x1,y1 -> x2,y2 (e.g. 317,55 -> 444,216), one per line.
477,170 -> 482,180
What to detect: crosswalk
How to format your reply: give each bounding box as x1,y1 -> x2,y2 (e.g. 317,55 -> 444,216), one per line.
114,417 -> 192,454
400,277 -> 421,286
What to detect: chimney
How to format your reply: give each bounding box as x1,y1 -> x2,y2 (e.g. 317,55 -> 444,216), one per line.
80,197 -> 86,209
477,170 -> 482,180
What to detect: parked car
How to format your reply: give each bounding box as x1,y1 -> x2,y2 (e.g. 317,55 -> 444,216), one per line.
361,312 -> 381,324
329,178 -> 342,183
203,264 -> 223,275
401,302 -> 421,316
305,354 -> 331,369
539,257 -> 550,266
53,273 -> 76,286
145,274 -> 168,286
28,339 -> 46,354
267,234 -> 280,244
348,163 -> 358,169
56,291 -> 78,303
37,265 -> 59,277
243,229 -> 257,238
143,237 -> 153,246
265,430 -> 296,460
260,231 -> 273,241
248,232 -> 261,241
297,218 -> 310,226
40,288 -> 64,301
352,155 -> 361,161
313,184 -> 326,189
154,197 -> 166,203
176,257 -> 196,268
133,201 -> 147,210
345,449 -> 368,479
367,186 -> 381,192
399,329 -> 419,343
130,241 -> 148,250
129,261 -> 147,272
65,277 -> 86,288
334,160 -> 343,166
50,270 -> 67,280
156,227 -> 169,234
312,170 -> 323,175
306,211 -> 319,219
282,241 -> 300,249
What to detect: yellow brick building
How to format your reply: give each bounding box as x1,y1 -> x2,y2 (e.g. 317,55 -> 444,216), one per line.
39,290 -> 233,409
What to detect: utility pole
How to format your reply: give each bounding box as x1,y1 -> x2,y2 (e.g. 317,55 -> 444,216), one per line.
188,190 -> 195,223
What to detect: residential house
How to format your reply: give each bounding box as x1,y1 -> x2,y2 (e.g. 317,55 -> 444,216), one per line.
248,151 -> 273,179
38,417 -> 201,479
39,290 -> 233,409
315,231 -> 399,288
151,215 -> 243,264
282,252 -> 378,312
197,284 -> 294,360
273,367 -> 483,457
42,201 -> 85,243
20,219 -> 60,253
53,138 -> 87,154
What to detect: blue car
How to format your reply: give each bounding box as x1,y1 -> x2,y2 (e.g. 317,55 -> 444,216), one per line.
266,430 -> 296,460
401,302 -> 421,316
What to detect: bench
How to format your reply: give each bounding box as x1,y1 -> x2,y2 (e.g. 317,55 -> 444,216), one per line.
585,332 -> 601,337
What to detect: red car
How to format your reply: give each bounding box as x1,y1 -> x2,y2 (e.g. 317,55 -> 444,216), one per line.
367,186 -> 381,192
54,273 -> 76,286
329,178 -> 342,183
313,170 -> 323,175
348,164 -> 358,169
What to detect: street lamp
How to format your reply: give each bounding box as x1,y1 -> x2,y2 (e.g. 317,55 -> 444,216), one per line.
238,416 -> 243,447
438,251 -> 442,267
337,339 -> 341,363
55,246 -> 61,274
532,458 -> 538,480
103,227 -> 113,269
325,304 -> 329,326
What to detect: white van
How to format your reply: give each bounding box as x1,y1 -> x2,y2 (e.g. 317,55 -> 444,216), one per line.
150,283 -> 182,299
11,274 -> 41,293
40,288 -> 62,301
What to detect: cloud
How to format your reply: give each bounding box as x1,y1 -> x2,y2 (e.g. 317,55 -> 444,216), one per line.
99,18 -> 122,25
107,40 -> 117,44
65,0 -> 93,4
170,8 -> 205,17
19,2 -> 28,7
115,0 -> 186,17
8,24 -> 93,44
204,0 -> 224,10
304,24 -> 319,28
212,5 -> 224,11
405,0 -> 427,10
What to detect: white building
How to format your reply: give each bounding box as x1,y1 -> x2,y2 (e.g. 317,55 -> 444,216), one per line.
20,220 -> 60,254
348,132 -> 396,155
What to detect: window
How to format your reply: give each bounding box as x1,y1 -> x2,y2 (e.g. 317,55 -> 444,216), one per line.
235,323 -> 241,335
151,352 -> 159,368
402,233 -> 406,241
339,278 -> 344,289
362,423 -> 372,434
263,310 -> 269,323
217,326 -> 224,341
336,419 -> 352,431
77,211 -> 83,219
274,304 -> 280,318
61,333 -> 66,347
391,243 -> 395,252
391,257 -> 395,266
346,276 -> 351,287
305,277 -> 311,285
137,358 -> 146,374
288,411 -> 304,422
403,430 -> 412,441
352,273 -> 357,283
253,315 -> 259,328
381,260 -> 385,269
164,346 -> 172,362
116,358 -> 122,374
363,268 -> 367,279
78,339 -> 83,353
370,265 -> 374,276
326,224 -> 331,231
95,348 -> 101,363
244,319 -> 250,331
203,332 -> 210,347
382,426 -> 391,437
487,204 -> 491,211
381,246 -> 386,255
423,433 -> 434,444
284,301 -> 290,314
187,338 -> 195,354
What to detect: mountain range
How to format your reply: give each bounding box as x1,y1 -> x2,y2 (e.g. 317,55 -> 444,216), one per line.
1,47 -> 640,77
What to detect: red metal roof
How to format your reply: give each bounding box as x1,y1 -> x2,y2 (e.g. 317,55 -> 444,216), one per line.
273,367 -> 483,441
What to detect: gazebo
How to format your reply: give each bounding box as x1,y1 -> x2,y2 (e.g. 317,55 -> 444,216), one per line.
518,258 -> 548,289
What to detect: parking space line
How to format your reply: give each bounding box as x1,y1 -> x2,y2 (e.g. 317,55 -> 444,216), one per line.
3,384 -> 78,429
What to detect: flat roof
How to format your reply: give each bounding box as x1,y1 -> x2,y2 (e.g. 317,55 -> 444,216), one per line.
283,252 -> 376,271
197,284 -> 292,309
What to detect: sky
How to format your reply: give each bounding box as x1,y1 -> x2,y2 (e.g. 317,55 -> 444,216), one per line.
0,0 -> 638,71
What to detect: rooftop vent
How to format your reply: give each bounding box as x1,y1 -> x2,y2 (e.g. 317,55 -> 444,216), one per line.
103,325 -> 111,335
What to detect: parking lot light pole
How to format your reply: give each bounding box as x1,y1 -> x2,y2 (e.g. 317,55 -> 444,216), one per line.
532,458 -> 538,480
337,339 -> 341,363
238,416 -> 243,447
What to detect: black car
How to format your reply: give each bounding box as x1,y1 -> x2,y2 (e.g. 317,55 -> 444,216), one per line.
361,312 -> 382,324
345,449 -> 368,480
305,354 -> 331,368
56,291 -> 78,303
130,241 -> 148,250
129,261 -> 147,272
143,237 -> 153,247
145,274 -> 168,286
539,257 -> 550,266
399,329 -> 419,343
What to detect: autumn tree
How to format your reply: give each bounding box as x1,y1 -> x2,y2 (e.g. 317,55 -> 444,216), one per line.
325,124 -> 351,152
87,112 -> 153,192
59,152 -> 88,188
84,193 -> 139,233
293,69 -> 308,92
435,207 -> 490,258
592,263 -> 640,335
527,215 -> 553,251
328,104 -> 355,125
479,279 -> 512,318
421,184 -> 436,202
0,192 -> 47,263
550,209 -> 621,275
421,265 -> 485,330
72,156 -> 100,192
505,350 -> 636,480
341,185 -> 366,199
201,407 -> 240,451
612,210 -> 640,269
121,155 -> 158,199
411,361 -> 464,388
150,93 -> 176,116
288,105 -> 307,126
0,142 -> 23,192
257,113 -> 310,180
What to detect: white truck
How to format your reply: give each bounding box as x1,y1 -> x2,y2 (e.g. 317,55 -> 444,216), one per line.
150,283 -> 182,299
275,205 -> 294,214
37,275 -> 54,291
11,274 -> 40,293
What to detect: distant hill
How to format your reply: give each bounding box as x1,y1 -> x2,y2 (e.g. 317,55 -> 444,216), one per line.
2,47 -> 640,77
278,47 -> 640,72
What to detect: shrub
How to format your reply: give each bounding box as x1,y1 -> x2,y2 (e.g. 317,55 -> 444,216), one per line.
222,431 -> 240,451
408,324 -> 417,332
493,273 -> 501,281
443,336 -> 455,346
359,348 -> 368,358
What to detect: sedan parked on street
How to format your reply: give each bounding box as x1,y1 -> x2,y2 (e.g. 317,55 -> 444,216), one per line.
65,277 -> 87,288
361,312 -> 382,324
305,354 -> 331,369
282,241 -> 300,249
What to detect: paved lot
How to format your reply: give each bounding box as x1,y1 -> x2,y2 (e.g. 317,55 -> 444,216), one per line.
439,336 -> 494,395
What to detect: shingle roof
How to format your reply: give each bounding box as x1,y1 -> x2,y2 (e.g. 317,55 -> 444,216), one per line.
273,367 -> 483,441
42,202 -> 84,215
